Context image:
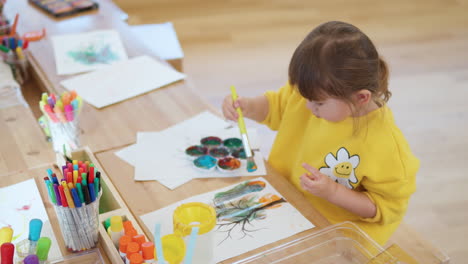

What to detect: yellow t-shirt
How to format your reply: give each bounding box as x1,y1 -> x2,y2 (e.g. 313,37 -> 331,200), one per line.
262,83 -> 419,245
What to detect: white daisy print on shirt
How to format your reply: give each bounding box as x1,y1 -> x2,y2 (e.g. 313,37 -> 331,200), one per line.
319,147 -> 360,189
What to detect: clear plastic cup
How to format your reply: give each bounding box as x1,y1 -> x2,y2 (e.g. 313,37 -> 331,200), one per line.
44,109 -> 80,155
173,202 -> 217,264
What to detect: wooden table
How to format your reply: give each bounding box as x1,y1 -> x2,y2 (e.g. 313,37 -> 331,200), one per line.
1,0 -> 449,263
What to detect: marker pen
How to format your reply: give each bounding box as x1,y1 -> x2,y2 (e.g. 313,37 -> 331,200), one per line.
0,242 -> 14,264
36,237 -> 51,264
125,242 -> 140,264
0,227 -> 13,245
28,219 -> 43,254
23,254 -> 39,264
107,216 -> 124,248
141,242 -> 156,263
118,235 -> 132,262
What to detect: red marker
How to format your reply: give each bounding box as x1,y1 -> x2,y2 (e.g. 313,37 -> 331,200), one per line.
1,242 -> 14,264
58,185 -> 68,207
89,166 -> 95,183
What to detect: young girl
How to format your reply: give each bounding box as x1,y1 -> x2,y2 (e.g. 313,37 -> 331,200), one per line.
222,21 -> 419,245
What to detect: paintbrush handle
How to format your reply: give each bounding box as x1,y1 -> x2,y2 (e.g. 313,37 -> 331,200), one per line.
230,86 -> 248,134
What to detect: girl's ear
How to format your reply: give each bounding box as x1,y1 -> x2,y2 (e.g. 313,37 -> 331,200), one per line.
354,90 -> 372,106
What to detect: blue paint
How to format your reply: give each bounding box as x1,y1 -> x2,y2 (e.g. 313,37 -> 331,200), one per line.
193,155 -> 217,169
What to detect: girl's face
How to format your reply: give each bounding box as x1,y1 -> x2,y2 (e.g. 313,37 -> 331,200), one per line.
306,98 -> 352,122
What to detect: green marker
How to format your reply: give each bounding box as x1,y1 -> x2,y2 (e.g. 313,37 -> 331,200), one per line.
36,237 -> 52,262
76,183 -> 85,204
104,217 -> 111,231
0,44 -> 9,53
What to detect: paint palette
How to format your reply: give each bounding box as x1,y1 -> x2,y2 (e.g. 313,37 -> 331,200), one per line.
29,0 -> 99,18
189,136 -> 246,172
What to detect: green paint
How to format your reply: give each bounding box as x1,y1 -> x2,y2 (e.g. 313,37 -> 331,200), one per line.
209,147 -> 230,158
185,145 -> 207,157
223,138 -> 242,149
200,136 -> 222,147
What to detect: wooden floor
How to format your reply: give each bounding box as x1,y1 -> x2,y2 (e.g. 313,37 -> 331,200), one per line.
115,0 -> 468,262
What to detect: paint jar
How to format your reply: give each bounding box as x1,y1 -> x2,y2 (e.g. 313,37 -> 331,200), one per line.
200,136 -> 222,148
231,148 -> 247,159
193,155 -> 217,171
44,109 -> 80,156
217,157 -> 241,172
185,145 -> 208,160
173,202 -> 217,264
157,234 -> 186,264
208,146 -> 230,159
53,191 -> 101,252
222,137 -> 243,150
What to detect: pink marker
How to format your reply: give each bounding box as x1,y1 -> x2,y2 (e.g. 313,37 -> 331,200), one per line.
64,104 -> 74,121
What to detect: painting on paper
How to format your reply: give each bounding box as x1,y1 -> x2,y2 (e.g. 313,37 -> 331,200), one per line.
140,177 -> 315,263
52,30 -> 128,75
0,179 -> 62,260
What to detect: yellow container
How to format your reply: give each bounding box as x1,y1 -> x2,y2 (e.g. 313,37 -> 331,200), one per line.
173,202 -> 217,263
160,234 -> 186,264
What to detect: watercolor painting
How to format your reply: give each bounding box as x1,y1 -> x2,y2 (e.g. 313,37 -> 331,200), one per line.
52,30 -> 128,75
140,177 -> 315,263
0,179 -> 62,259
67,43 -> 120,65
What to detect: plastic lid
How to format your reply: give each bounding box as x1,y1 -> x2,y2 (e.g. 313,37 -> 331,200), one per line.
141,241 -> 155,259
129,253 -> 144,264
110,216 -> 123,232
29,219 -> 43,242
119,235 -> 132,253
23,254 -> 39,264
1,243 -> 14,262
173,202 -> 216,236
132,234 -> 146,246
0,227 -> 13,244
36,237 -> 52,261
127,242 -> 140,254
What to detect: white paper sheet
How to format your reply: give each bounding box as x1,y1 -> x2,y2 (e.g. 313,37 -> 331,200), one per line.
116,111 -> 231,189
134,126 -> 266,182
130,22 -> 184,60
0,179 -> 62,260
140,177 -> 315,263
52,30 -> 128,75
60,56 -> 186,108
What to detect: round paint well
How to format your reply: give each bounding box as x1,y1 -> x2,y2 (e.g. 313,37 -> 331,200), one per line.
217,157 -> 241,171
208,147 -> 230,158
193,155 -> 217,171
223,138 -> 243,150
200,136 -> 222,148
185,145 -> 208,159
231,148 -> 247,159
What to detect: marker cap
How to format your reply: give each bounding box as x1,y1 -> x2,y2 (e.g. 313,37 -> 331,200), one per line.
119,235 -> 132,253
0,242 -> 14,263
29,219 -> 43,242
141,241 -> 155,260
110,216 -> 123,232
23,254 -> 40,264
36,237 -> 52,261
132,234 -> 146,247
129,252 -> 144,264
126,242 -> 140,255
0,227 -> 13,245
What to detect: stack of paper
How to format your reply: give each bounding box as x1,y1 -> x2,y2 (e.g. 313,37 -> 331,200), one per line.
115,111 -> 267,189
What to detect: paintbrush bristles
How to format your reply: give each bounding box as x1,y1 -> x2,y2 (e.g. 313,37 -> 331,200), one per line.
246,157 -> 258,172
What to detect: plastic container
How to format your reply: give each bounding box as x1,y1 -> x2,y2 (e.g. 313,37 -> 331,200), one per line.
232,222 -> 399,264
173,202 -> 217,264
44,109 -> 80,155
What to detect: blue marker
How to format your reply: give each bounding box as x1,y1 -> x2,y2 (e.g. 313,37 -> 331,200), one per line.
28,219 -> 43,254
89,183 -> 96,202
46,168 -> 53,177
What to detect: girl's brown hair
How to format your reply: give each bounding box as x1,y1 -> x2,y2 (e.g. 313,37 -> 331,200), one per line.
289,21 -> 390,108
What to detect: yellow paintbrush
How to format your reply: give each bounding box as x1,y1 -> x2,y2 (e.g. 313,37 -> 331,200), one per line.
230,85 -> 257,172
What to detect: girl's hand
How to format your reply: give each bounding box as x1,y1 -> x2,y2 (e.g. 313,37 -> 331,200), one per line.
222,95 -> 250,121
300,163 -> 338,200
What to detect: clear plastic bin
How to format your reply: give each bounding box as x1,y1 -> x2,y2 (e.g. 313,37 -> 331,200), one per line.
233,222 -> 398,264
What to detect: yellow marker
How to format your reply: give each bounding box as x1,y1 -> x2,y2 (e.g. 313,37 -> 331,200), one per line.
0,227 -> 13,245
61,181 -> 75,208
73,170 -> 78,185
72,160 -> 78,165
15,47 -> 24,60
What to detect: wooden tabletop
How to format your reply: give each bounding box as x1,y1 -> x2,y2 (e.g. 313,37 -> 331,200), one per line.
1,0 -> 450,263
4,0 -> 190,153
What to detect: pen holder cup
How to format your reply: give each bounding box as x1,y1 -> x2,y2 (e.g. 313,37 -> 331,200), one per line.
173,202 -> 217,264
45,109 -> 81,156
4,53 -> 29,85
53,191 -> 101,253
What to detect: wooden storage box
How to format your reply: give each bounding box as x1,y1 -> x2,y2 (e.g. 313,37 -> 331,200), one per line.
57,147 -> 150,264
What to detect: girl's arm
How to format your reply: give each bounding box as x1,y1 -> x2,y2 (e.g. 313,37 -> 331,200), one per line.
300,163 -> 376,218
